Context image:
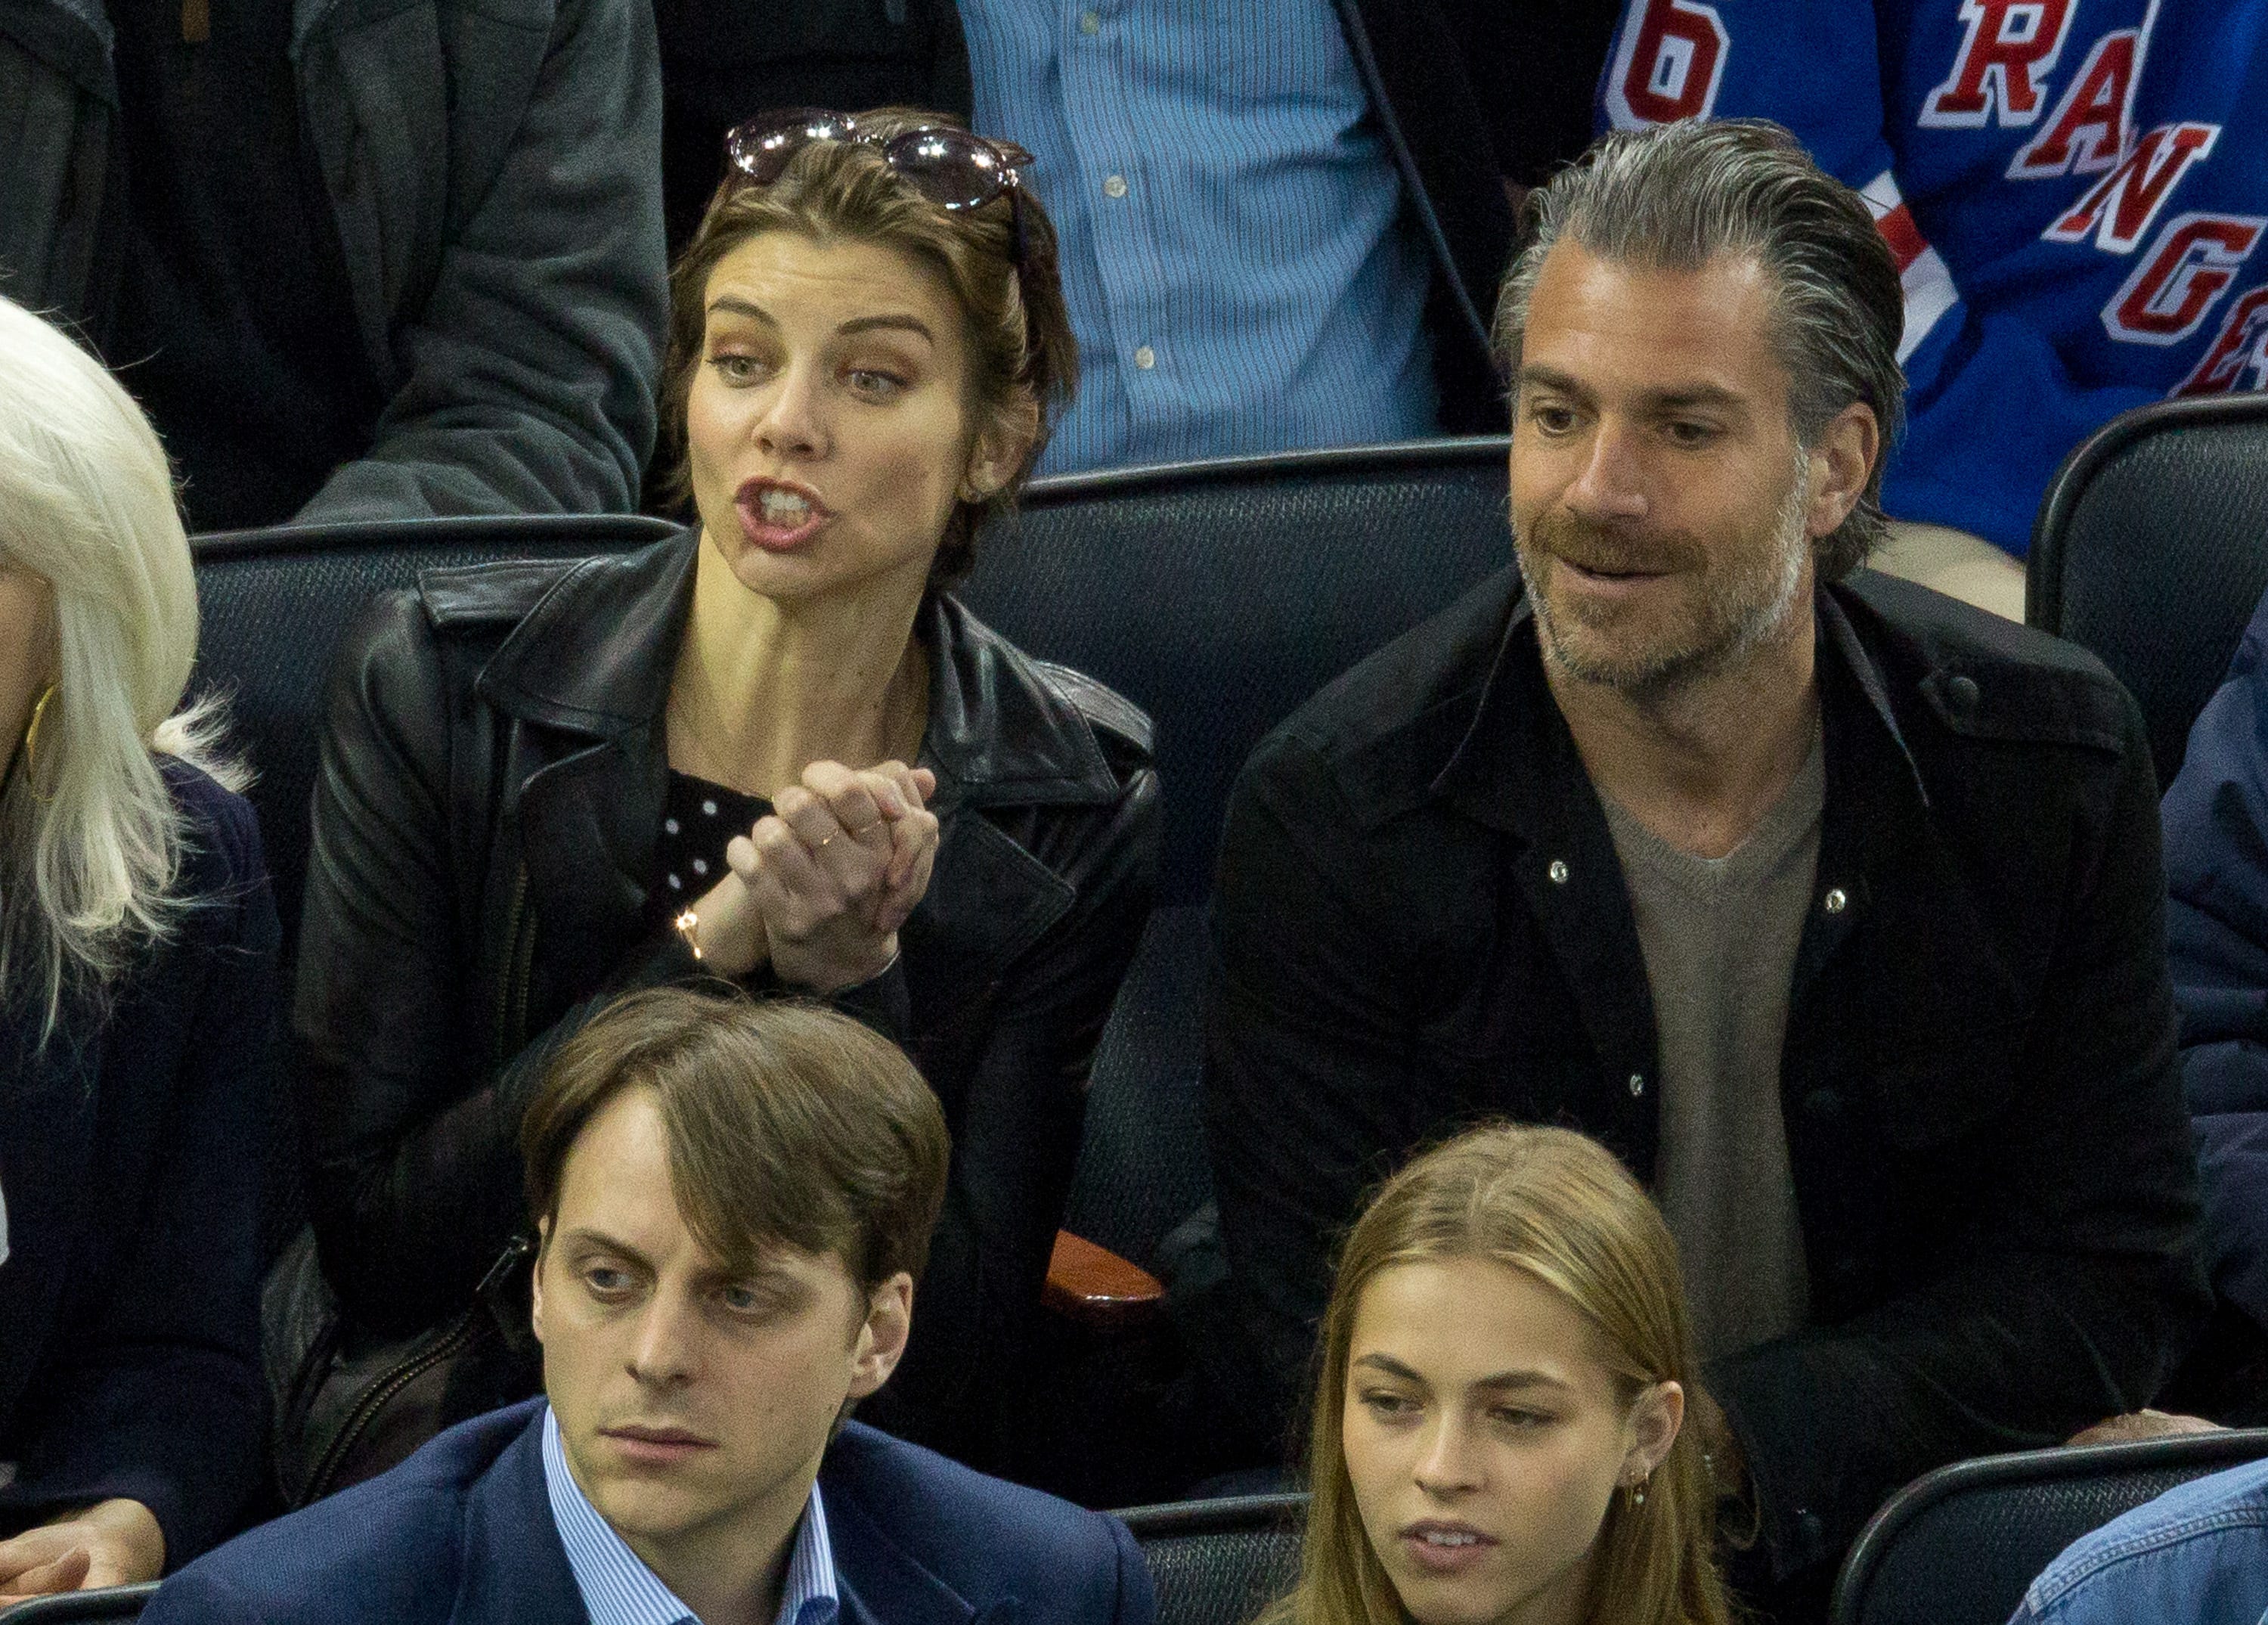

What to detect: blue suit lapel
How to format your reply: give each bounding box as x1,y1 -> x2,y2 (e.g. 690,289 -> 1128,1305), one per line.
448,1412 -> 590,1625
827,1480 -> 993,1625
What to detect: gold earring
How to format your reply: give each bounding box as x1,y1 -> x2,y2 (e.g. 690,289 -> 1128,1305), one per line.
13,682 -> 55,793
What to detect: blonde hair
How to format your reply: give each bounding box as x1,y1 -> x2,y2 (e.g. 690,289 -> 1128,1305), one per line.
0,296 -> 241,1037
658,107 -> 1078,585
1268,1124 -> 1733,1625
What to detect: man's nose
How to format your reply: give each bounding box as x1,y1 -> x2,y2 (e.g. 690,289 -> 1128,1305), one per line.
1561,419 -> 1651,525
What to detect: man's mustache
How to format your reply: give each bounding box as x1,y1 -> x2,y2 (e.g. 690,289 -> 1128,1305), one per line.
1518,512 -> 1705,577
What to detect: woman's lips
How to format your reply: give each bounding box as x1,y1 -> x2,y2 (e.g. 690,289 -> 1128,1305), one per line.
733,477 -> 832,553
1398,1521 -> 1500,1577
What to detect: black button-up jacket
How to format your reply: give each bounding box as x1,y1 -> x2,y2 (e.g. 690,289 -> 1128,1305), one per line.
1205,565 -> 2207,1580
295,530 -> 1158,1455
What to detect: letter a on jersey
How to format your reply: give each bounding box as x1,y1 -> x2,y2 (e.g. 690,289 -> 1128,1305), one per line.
1605,0 -> 1729,129
1921,0 -> 2079,129
2008,28 -> 2137,177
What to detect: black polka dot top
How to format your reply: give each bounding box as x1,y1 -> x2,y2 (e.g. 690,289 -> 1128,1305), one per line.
652,770 -> 770,927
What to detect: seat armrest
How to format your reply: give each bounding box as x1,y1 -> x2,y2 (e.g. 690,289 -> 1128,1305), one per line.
1044,1231 -> 1164,1329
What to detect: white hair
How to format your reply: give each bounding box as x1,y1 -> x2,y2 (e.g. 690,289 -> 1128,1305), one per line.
0,295 -> 243,1038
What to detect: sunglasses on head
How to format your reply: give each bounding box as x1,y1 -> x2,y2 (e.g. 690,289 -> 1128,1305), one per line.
724,110 -> 1027,213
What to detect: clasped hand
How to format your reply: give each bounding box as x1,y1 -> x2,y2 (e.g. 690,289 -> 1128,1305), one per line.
686,761 -> 939,994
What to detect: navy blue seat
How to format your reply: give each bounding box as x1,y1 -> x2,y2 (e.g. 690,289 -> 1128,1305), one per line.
2028,392 -> 2268,788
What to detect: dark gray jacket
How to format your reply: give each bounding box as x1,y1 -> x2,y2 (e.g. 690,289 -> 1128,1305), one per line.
0,0 -> 667,521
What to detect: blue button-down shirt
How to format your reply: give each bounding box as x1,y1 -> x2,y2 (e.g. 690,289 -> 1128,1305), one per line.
543,1406 -> 840,1625
960,0 -> 1439,473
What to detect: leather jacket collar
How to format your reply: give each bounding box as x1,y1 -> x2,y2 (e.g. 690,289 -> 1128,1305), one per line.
469,528 -> 1127,813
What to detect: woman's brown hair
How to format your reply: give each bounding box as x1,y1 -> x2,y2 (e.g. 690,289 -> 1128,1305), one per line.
1266,1124 -> 1734,1625
658,107 -> 1078,586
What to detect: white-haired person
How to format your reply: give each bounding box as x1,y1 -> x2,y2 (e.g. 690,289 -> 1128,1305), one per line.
0,296 -> 280,1600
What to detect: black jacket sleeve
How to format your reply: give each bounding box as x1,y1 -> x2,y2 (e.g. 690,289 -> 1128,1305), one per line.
1203,727 -> 1458,1446
1712,699 -> 2210,1580
294,597 -> 704,1335
880,766 -> 1161,1453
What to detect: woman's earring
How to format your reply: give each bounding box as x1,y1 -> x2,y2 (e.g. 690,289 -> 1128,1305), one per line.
11,682 -> 55,796
1628,1475 -> 1649,1508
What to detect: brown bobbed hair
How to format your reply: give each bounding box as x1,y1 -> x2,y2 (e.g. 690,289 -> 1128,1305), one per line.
658,107 -> 1079,587
522,988 -> 950,1295
1267,1124 -> 1733,1625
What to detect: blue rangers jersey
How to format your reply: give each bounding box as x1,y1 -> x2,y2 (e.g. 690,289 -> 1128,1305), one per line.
1597,0 -> 2268,556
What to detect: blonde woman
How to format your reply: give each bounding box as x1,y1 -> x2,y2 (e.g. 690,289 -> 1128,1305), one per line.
0,297 -> 280,1599
1268,1124 -> 1731,1625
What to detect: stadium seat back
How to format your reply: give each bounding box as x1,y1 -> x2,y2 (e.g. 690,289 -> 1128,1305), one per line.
1831,1428 -> 2268,1625
962,442 -> 1511,1271
962,439 -> 1513,908
1121,1494 -> 1306,1625
2029,393 -> 2268,788
0,1582 -> 160,1623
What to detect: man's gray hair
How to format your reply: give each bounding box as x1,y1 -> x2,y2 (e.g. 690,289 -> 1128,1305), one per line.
1494,119 -> 1907,582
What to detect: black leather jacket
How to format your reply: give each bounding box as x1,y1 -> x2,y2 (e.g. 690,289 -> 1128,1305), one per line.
294,530 -> 1158,1450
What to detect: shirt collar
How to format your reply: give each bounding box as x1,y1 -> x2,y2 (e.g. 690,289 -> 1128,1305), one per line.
1433,579 -> 1928,834
543,1404 -> 841,1625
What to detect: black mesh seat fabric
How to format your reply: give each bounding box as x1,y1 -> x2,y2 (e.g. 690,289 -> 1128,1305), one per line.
0,1582 -> 159,1623
2028,393 -> 2268,789
1831,1428 -> 2268,1625
191,514 -> 681,967
965,439 -> 1512,910
961,439 -> 1512,1268
1121,1494 -> 1306,1625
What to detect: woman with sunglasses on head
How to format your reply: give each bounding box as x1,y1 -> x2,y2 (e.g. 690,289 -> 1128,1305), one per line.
0,297 -> 280,1598
1266,1124 -> 1732,1625
294,108 -> 1157,1463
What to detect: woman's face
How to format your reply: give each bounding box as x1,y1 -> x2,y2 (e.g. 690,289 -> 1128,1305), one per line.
1340,1257 -> 1679,1625
0,561 -> 56,777
683,228 -> 1022,607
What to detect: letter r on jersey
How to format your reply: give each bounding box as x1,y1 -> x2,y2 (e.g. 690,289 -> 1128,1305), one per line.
1920,0 -> 2078,129
1605,0 -> 1729,128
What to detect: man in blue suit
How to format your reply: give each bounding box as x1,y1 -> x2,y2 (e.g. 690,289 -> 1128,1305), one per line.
144,989 -> 1157,1625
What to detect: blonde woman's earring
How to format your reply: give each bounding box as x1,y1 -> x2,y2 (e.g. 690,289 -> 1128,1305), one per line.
10,682 -> 55,798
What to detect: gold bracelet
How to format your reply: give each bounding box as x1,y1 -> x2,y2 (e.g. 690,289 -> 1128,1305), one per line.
673,907 -> 703,963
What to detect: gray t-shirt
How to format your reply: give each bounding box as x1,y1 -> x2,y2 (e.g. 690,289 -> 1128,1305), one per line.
1601,730 -> 1825,1363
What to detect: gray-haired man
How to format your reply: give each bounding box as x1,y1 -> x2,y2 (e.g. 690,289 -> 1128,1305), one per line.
1204,118 -> 2206,1609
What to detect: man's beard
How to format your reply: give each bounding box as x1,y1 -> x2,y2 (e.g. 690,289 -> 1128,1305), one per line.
1514,459 -> 1813,697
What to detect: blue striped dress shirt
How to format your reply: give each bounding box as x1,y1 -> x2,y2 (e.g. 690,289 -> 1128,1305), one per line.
543,1406 -> 840,1625
959,0 -> 1440,473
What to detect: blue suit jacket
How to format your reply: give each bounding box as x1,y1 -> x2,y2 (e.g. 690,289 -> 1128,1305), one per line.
140,1400 -> 1157,1625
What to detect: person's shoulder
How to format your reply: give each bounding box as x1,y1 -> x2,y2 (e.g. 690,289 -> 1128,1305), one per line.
156,758 -> 277,944
147,1408 -> 538,1624
1838,569 -> 2141,756
822,1422 -> 1140,1605
1239,564 -> 1521,811
2015,1456 -> 2268,1625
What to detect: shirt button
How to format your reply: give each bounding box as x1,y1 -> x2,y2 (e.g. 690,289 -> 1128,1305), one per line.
1103,173 -> 1128,199
1823,887 -> 1848,914
1628,1073 -> 1645,1097
1133,345 -> 1156,370
1548,859 -> 1569,885
1079,8 -> 1100,32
